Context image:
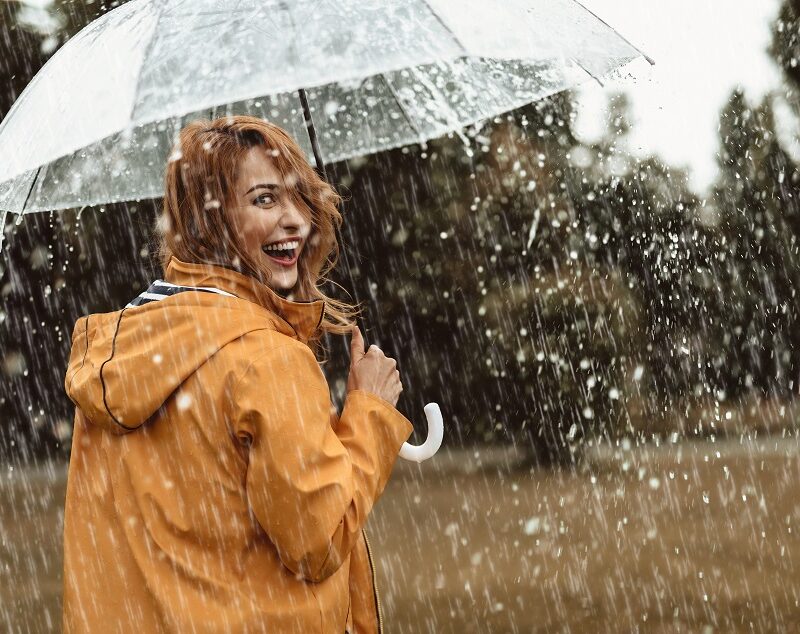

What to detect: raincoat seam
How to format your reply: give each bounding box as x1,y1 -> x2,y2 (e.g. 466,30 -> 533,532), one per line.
306,582 -> 324,633
98,307 -> 138,431
315,302 -> 326,331
230,341 -> 315,406
345,591 -> 352,634
310,538 -> 337,582
229,339 -> 323,445
66,315 -> 90,396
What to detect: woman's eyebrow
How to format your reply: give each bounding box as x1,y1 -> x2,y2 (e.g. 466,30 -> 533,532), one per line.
245,182 -> 280,195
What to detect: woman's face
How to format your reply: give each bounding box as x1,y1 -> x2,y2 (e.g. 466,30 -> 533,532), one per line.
230,145 -> 312,293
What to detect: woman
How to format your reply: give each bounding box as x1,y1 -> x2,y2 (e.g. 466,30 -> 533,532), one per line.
62,115 -> 413,633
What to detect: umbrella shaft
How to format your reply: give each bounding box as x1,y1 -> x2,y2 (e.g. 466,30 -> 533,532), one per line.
298,89 -> 326,179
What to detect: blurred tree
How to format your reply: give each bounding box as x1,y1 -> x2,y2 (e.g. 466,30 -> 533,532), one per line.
769,0 -> 800,397
0,0 -> 151,462
0,1 -> 50,120
473,95 -> 640,460
711,89 -> 800,399
770,0 -> 800,111
340,92 -> 679,462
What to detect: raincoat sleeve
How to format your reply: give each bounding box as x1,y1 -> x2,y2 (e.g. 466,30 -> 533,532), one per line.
231,342 -> 413,583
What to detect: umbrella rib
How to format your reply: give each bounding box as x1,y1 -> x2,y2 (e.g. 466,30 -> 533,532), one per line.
129,1 -> 167,124
21,166 -> 42,214
423,0 -> 468,55
570,57 -> 605,88
379,74 -> 425,143
398,64 -> 473,148
571,0 -> 655,66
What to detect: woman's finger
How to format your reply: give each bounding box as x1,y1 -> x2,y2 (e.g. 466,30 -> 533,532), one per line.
350,325 -> 365,361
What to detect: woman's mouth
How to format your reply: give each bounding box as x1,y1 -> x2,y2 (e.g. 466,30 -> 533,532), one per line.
262,239 -> 301,267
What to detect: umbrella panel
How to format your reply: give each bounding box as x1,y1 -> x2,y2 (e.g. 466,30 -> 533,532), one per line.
131,0 -> 462,125
12,97 -> 312,215
0,0 -> 158,187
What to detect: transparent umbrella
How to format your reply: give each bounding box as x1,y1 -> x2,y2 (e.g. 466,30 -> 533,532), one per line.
0,0 -> 652,461
0,0 -> 651,218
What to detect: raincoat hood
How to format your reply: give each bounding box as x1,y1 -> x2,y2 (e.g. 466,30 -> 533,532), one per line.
64,256 -> 325,434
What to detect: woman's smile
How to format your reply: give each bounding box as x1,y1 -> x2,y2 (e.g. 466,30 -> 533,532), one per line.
261,237 -> 302,267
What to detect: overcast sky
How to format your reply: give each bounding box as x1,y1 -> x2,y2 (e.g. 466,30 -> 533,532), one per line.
573,0 -> 785,196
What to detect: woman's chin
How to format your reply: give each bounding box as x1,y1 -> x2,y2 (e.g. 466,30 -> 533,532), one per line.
262,253 -> 298,289
267,269 -> 298,296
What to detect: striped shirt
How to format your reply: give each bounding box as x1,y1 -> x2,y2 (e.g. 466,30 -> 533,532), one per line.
126,279 -> 237,308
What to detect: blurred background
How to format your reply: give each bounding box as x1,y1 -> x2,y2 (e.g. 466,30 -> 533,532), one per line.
0,0 -> 798,631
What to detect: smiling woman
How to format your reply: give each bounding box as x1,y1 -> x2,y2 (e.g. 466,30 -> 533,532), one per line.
157,115 -> 359,347
62,114 -> 411,634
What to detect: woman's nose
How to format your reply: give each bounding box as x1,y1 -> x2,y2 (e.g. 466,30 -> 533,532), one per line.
280,200 -> 308,229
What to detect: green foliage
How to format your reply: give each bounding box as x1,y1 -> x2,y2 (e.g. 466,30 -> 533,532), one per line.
771,0 -> 800,104
333,94 -> 684,462
709,89 -> 800,398
0,201 -> 160,461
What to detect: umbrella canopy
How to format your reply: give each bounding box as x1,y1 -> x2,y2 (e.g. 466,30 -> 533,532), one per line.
0,0 -> 651,218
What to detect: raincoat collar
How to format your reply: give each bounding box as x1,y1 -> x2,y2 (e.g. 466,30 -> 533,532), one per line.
164,256 -> 325,343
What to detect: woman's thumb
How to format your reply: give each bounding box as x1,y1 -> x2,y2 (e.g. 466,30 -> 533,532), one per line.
350,324 -> 365,360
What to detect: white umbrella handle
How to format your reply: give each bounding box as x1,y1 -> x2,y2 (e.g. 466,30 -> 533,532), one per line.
398,402 -> 443,463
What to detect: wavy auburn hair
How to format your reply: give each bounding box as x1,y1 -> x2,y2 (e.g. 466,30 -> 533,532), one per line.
156,115 -> 360,354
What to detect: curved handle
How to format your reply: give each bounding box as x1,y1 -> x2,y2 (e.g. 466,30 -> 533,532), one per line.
398,402 -> 443,463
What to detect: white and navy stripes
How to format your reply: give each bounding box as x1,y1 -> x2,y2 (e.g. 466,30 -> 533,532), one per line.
125,279 -> 237,308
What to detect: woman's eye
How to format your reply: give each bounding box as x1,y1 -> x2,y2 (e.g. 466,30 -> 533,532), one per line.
255,194 -> 276,205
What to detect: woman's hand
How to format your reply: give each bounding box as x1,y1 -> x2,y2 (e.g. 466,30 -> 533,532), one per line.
346,325 -> 403,407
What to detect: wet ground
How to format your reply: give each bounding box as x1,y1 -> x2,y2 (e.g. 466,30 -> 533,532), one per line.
1,437 -> 799,633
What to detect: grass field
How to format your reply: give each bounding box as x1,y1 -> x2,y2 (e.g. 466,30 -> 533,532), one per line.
1,437 -> 798,632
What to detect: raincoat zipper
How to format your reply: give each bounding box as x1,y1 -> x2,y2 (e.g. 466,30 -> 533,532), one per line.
361,528 -> 384,634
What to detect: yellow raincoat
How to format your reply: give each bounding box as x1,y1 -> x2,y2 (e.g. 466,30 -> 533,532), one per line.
62,256 -> 413,633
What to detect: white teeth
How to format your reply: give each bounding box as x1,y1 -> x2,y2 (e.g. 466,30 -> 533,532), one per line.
263,240 -> 300,251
